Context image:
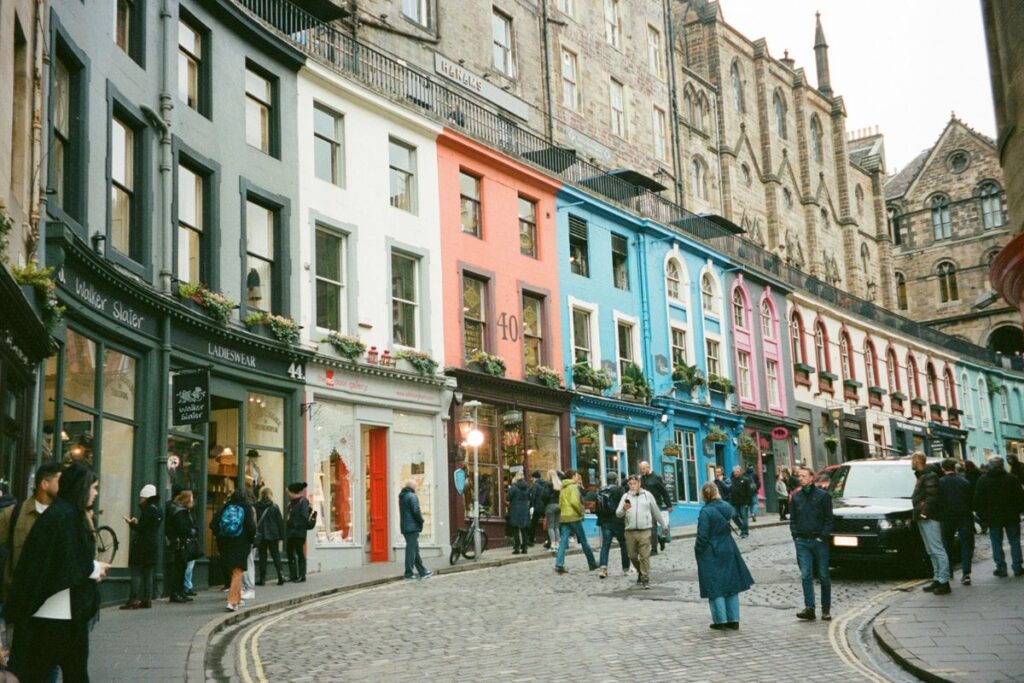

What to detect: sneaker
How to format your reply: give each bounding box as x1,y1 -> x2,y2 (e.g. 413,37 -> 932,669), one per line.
658,537 -> 666,551
994,569 -> 1008,578
922,581 -> 939,592
225,604 -> 239,612
641,580 -> 650,590
961,574 -> 972,586
1014,569 -> 1024,577
555,566 -> 567,574
933,582 -> 951,595
636,575 -> 643,585
403,576 -> 416,581
709,623 -> 728,630
241,590 -> 255,600
821,609 -> 832,621
598,567 -> 607,579
796,608 -> 816,621
725,622 -> 740,630
623,567 -> 631,576
419,572 -> 434,580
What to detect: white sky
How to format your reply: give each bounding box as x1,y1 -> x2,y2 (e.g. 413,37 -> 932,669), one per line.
717,0 -> 995,174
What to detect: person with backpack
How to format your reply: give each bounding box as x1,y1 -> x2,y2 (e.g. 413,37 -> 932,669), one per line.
616,474 -> 667,589
596,472 -> 629,579
506,472 -> 531,554
696,482 -> 754,630
745,464 -> 760,523
729,466 -> 754,538
254,487 -> 286,586
120,484 -> 163,610
214,489 -> 256,612
286,482 -> 313,583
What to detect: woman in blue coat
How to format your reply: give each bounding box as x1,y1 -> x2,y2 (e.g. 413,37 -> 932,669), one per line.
695,482 -> 754,630
506,472 -> 532,554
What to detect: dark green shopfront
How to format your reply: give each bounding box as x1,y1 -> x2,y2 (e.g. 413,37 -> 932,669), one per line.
44,226 -> 313,601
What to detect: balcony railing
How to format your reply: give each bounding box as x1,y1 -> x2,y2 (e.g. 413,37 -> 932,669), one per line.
233,0 -> 1001,367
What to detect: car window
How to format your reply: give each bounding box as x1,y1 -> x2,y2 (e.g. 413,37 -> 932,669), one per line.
829,464 -> 916,499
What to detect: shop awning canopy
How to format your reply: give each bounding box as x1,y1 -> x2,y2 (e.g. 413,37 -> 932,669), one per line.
670,213 -> 745,240
522,146 -> 577,173
578,169 -> 667,202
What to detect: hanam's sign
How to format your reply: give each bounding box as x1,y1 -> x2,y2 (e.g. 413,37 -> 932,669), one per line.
172,371 -> 209,425
433,54 -> 529,120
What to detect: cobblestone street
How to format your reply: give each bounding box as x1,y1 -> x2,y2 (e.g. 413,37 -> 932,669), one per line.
222,526 -> 933,682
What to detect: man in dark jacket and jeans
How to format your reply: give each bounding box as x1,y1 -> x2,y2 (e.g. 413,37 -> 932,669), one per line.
790,466 -> 833,621
912,453 -> 950,594
640,461 -> 672,554
729,467 -> 754,538
939,459 -> 975,585
974,456 -> 1024,577
399,478 -> 432,580
596,473 -> 629,578
285,482 -> 310,582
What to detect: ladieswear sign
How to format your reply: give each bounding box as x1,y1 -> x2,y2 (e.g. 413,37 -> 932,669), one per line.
172,371 -> 210,426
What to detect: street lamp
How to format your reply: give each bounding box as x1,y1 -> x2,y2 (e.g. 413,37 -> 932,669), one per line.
459,400 -> 484,559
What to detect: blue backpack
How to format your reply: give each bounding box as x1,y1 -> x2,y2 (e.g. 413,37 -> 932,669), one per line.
219,503 -> 244,538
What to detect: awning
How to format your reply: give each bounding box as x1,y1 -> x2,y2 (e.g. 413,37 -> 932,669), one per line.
579,169 -> 667,202
670,213 -> 746,239
522,146 -> 577,173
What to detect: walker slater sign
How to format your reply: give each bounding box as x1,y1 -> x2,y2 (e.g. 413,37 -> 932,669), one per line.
57,266 -> 159,338
172,371 -> 209,425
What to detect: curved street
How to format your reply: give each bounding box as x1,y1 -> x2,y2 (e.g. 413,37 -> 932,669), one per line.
217,526 -> 934,682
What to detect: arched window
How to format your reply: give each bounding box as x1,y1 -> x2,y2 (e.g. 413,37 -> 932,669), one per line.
978,376 -> 991,429
864,341 -> 878,387
1014,388 -> 1023,422
855,185 -> 864,216
700,271 -> 718,314
684,88 -> 694,126
732,288 -> 747,328
937,262 -> 959,303
839,332 -> 854,382
960,372 -> 972,426
790,312 -> 806,364
930,195 -> 951,240
810,115 -> 823,162
926,363 -> 939,404
887,349 -> 900,393
697,94 -> 709,132
760,299 -> 774,339
814,322 -> 830,373
907,355 -> 920,401
860,243 -> 870,275
666,258 -> 682,302
980,182 -> 1003,229
773,91 -> 787,139
895,272 -> 908,310
888,206 -> 903,245
1000,388 -> 1009,421
731,60 -> 744,112
690,157 -> 708,200
944,368 -> 957,410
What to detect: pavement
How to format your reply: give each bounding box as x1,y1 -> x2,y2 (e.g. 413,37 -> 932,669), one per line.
874,553 -> 1024,683
91,516 -> 783,681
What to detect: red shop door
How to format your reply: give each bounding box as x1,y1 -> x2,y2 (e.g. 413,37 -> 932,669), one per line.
368,428 -> 389,562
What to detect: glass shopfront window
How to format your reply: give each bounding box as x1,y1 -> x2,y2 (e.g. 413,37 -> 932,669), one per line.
392,412 -> 434,542
167,434 -> 203,495
245,392 -> 285,505
575,419 -> 600,506
311,401 -> 356,545
43,327 -> 139,568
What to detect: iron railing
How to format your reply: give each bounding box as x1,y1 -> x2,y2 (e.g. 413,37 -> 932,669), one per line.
233,0 -> 1002,367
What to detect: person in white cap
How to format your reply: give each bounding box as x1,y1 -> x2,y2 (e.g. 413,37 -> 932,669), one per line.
121,484 -> 162,609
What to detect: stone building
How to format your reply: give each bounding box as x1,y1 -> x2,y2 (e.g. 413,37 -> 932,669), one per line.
337,1 -> 894,305
886,116 -> 1020,354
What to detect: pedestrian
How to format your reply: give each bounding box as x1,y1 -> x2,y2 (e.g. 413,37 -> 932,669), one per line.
121,484 -> 162,610
962,460 -> 985,533
745,464 -> 759,522
616,474 -> 667,589
215,489 -> 256,612
5,463 -> 110,682
696,482 -> 754,630
639,461 -> 672,554
911,452 -> 951,595
938,458 -> 975,586
285,481 -> 311,583
596,472 -> 629,579
254,487 -> 286,586
166,489 -> 199,603
790,466 -> 834,621
1007,453 -> 1024,483
713,466 -> 731,503
973,456 -> 1024,578
241,488 -> 258,602
729,466 -> 753,538
506,472 -> 531,554
527,470 -> 545,546
2,463 -> 61,599
553,469 -> 598,574
399,478 -> 433,580
543,469 -> 562,551
776,468 -> 791,521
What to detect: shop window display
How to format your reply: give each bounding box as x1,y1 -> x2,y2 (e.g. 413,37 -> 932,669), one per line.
311,401 -> 356,545
574,419 -> 600,510
245,392 -> 285,504
392,412 -> 434,542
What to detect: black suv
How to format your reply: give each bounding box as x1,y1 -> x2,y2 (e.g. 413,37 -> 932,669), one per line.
826,457 -> 939,574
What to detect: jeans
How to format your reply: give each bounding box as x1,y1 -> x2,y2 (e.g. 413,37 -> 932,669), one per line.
545,504 -> 561,547
708,593 -> 740,624
989,522 -> 1023,574
918,518 -> 950,583
778,499 -> 789,520
257,541 -> 284,583
286,537 -> 306,580
403,532 -> 428,578
242,550 -> 255,592
184,560 -> 195,591
794,537 -> 831,609
128,564 -> 155,602
599,524 -> 630,571
735,505 -> 750,536
555,520 -> 597,570
511,527 -> 530,551
941,515 -> 975,576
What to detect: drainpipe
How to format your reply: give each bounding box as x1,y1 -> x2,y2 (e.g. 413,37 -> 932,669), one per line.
638,233 -> 656,378
29,0 -> 45,261
152,0 -> 173,295
664,0 -> 685,206
540,0 -> 555,142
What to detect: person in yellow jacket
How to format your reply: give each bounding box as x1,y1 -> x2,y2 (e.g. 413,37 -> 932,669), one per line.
554,470 -> 598,574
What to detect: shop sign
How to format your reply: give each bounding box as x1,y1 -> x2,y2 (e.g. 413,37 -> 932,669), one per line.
57,266 -> 159,337
434,54 -> 529,120
453,467 -> 466,495
172,371 -> 210,425
170,324 -> 304,380
893,420 -> 927,436
771,426 -> 789,440
611,434 -> 627,451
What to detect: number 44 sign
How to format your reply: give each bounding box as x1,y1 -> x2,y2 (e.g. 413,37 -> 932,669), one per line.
287,363 -> 306,380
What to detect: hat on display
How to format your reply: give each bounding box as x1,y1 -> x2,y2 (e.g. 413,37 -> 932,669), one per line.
287,482 -> 307,494
531,470 -> 542,479
139,484 -> 157,498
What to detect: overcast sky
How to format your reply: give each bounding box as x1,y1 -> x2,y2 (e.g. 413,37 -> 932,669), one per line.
717,0 -> 995,174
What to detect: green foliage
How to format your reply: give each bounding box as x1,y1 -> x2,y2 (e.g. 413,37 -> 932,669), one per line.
738,435 -> 758,454
395,349 -> 438,376
177,283 -> 236,325
469,351 -> 506,377
572,363 -> 612,390
575,424 -> 599,442
707,373 -> 736,394
527,365 -> 562,389
672,363 -> 705,388
705,426 -> 728,443
12,262 -> 65,343
243,312 -> 301,345
322,332 -> 366,360
662,441 -> 682,455
619,362 -> 651,402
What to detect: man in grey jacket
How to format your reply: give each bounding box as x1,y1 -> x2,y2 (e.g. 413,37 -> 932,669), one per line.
616,475 -> 667,589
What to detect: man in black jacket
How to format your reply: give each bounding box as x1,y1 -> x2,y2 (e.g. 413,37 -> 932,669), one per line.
639,461 -> 672,554
285,482 -> 311,583
399,478 -> 432,580
974,456 -> 1024,577
939,459 -> 975,585
912,453 -> 950,594
729,466 -> 753,538
790,466 -> 833,621
527,470 -> 545,547
596,473 -> 628,578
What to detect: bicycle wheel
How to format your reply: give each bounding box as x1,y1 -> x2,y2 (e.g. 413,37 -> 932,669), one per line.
95,525 -> 119,565
462,531 -> 489,560
449,531 -> 465,565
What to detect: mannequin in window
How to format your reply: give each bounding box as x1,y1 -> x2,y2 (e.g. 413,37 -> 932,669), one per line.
245,448 -> 263,493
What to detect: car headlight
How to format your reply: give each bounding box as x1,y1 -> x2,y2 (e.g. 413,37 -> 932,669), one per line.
878,519 -> 893,531
882,517 -> 909,530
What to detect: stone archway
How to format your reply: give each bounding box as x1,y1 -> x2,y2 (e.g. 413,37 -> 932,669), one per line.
988,324 -> 1024,356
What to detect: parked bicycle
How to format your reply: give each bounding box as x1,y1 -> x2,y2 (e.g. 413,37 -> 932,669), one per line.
95,524 -> 119,565
449,514 -> 489,565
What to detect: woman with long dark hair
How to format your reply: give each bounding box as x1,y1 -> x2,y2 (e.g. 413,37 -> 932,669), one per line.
6,462 -> 110,682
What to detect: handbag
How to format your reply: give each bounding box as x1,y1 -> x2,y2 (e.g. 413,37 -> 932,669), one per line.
181,535 -> 204,562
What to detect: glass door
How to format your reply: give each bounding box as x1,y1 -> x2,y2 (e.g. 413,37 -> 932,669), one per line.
205,395 -> 242,558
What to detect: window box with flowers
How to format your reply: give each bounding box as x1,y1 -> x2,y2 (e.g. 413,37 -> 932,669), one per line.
575,424 -> 599,446
177,283 -> 237,326
662,441 -> 682,457
911,397 -> 927,408
672,363 -> 705,391
242,312 -> 302,345
572,363 -> 613,394
891,391 -> 907,402
823,435 -> 839,453
868,386 -> 887,397
704,426 -> 728,444
395,350 -> 438,377
527,365 -> 563,389
321,332 -> 366,361
468,351 -> 506,377
868,386 -> 886,408
619,363 -> 651,404
12,262 -> 65,345
707,373 -> 735,395
738,435 -> 758,456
